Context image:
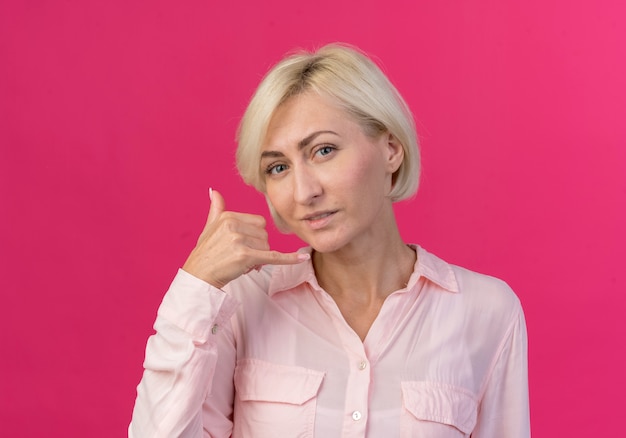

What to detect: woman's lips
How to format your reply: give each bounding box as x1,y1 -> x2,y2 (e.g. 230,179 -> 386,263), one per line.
302,210 -> 337,230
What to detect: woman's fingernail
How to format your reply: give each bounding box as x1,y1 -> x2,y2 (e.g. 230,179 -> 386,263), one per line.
209,187 -> 213,201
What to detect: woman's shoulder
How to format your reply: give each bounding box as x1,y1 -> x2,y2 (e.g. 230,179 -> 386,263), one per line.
222,248 -> 315,301
415,246 -> 522,318
222,265 -> 274,299
448,263 -> 523,327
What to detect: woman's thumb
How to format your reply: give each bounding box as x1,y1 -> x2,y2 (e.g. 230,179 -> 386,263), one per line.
207,188 -> 225,223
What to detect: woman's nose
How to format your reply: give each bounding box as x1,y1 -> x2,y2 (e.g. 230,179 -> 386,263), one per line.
293,165 -> 323,204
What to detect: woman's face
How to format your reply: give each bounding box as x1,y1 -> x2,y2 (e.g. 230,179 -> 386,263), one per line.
261,92 -> 404,253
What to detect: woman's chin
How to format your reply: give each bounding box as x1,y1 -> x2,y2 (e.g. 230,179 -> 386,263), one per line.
291,224 -> 353,254
304,235 -> 348,255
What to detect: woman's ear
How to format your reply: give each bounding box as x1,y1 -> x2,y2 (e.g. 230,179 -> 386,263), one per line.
384,133 -> 405,174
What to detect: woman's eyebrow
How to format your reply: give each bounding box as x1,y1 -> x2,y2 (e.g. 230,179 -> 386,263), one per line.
297,130 -> 338,149
260,150 -> 284,159
261,130 -> 339,159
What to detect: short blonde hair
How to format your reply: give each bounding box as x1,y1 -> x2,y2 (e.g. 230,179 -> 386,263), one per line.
236,43 -> 420,202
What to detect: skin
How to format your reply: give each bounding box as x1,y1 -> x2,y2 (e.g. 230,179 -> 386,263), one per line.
182,188 -> 309,289
184,91 -> 416,340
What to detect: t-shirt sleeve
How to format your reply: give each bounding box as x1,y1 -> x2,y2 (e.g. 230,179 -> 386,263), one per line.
129,269 -> 239,438
472,305 -> 530,437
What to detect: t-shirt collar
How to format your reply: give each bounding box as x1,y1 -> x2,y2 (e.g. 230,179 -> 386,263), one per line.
267,245 -> 459,297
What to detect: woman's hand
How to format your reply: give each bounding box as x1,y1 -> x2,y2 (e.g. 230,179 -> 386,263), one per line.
182,189 -> 309,289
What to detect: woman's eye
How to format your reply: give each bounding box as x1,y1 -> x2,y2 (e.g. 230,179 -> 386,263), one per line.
315,145 -> 335,157
266,163 -> 288,175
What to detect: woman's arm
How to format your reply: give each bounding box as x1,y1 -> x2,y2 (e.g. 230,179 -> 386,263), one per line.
129,270 -> 239,437
130,190 -> 307,437
472,307 -> 530,437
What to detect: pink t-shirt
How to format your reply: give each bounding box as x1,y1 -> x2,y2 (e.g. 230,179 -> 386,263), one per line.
130,245 -> 529,437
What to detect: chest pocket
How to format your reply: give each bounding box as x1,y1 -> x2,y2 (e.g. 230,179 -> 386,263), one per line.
400,381 -> 478,438
233,359 -> 325,438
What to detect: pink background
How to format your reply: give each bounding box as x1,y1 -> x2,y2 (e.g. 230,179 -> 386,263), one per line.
1,0 -> 625,436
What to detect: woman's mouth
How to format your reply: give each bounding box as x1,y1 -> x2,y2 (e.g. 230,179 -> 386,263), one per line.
303,210 -> 337,229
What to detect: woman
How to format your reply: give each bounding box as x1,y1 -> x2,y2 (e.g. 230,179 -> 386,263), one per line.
130,44 -> 529,437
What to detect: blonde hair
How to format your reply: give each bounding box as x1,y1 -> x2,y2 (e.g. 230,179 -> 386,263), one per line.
236,43 -> 420,202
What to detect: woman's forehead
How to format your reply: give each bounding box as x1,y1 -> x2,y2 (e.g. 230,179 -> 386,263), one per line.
262,93 -> 360,149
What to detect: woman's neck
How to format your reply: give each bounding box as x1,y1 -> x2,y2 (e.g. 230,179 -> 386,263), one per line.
311,224 -> 416,341
312,226 -> 416,304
